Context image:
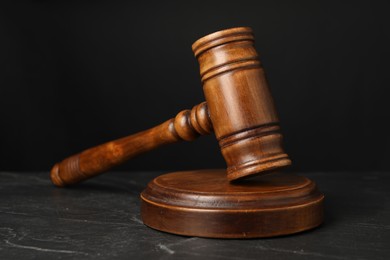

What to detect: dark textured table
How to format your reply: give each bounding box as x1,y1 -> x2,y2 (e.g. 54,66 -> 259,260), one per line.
0,171 -> 389,259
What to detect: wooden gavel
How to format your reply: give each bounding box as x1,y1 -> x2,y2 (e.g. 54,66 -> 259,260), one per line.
50,27 -> 291,187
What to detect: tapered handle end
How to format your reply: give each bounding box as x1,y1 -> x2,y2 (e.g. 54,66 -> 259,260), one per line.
50,154 -> 84,187
50,163 -> 65,187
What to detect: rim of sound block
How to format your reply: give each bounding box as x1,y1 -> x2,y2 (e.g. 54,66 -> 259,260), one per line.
140,169 -> 324,238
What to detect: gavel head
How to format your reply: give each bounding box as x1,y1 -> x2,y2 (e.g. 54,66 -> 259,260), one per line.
192,27 -> 291,181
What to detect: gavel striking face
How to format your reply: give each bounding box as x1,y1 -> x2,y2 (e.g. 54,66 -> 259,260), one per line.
50,27 -> 291,186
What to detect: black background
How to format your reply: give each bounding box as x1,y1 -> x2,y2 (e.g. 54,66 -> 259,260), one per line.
1,1 -> 389,172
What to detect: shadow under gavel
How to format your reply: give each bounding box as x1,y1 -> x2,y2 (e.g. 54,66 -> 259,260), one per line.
50,27 -> 291,187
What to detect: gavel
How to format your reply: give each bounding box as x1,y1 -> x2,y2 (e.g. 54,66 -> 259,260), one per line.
50,27 -> 291,187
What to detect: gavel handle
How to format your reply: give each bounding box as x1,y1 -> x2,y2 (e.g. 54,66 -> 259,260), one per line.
50,102 -> 212,187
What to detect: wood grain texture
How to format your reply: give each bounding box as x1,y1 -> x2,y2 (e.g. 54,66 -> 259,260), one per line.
141,169 -> 324,238
192,27 -> 291,181
50,102 -> 212,186
51,26 -> 292,186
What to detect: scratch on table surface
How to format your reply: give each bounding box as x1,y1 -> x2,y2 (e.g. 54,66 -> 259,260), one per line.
156,237 -> 199,255
255,245 -> 349,260
0,210 -> 139,227
130,215 -> 144,225
4,240 -> 88,255
355,222 -> 390,229
166,237 -> 198,247
157,243 -> 175,254
58,217 -> 132,227
0,210 -> 31,217
1,227 -> 88,255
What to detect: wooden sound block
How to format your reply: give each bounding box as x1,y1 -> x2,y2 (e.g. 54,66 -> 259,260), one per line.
141,169 -> 324,238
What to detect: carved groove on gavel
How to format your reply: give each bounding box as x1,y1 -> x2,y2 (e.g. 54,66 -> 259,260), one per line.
50,27 -> 291,187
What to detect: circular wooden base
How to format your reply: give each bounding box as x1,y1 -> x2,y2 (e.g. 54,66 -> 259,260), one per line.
141,170 -> 324,238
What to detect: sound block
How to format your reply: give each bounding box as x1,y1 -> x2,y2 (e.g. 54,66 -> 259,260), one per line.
141,169 -> 324,238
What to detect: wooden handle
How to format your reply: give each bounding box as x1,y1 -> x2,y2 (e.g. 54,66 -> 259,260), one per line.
50,102 -> 212,187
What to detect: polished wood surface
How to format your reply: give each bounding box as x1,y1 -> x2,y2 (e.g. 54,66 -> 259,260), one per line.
50,102 -> 212,186
192,27 -> 291,181
49,27 -> 323,239
51,27 -> 291,186
141,28 -> 321,238
141,169 -> 324,238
